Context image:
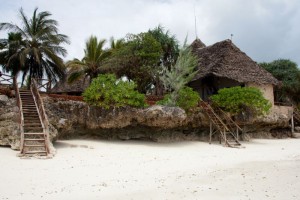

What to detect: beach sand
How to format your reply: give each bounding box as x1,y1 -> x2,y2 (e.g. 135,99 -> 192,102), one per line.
0,138 -> 299,200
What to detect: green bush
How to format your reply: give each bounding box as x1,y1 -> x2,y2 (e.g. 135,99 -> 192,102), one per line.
83,74 -> 146,109
158,86 -> 200,111
211,86 -> 271,116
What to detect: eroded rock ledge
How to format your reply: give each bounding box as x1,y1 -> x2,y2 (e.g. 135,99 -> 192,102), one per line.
43,97 -> 209,141
43,97 -> 293,142
0,95 -> 294,150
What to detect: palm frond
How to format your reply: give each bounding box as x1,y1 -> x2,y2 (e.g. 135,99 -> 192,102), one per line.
68,71 -> 85,83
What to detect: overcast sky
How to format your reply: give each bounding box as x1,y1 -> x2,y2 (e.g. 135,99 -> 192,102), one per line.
0,0 -> 299,66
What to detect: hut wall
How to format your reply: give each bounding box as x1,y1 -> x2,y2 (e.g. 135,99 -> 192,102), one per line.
215,77 -> 242,89
246,83 -> 274,106
189,76 -> 243,100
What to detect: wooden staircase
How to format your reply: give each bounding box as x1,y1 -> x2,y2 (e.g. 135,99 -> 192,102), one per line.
199,101 -> 242,148
19,90 -> 48,156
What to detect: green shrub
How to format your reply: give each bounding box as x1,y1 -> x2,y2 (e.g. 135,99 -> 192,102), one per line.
211,86 -> 271,116
83,74 -> 146,109
158,86 -> 200,111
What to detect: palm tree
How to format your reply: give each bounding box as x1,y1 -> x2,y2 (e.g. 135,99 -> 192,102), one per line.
0,8 -> 70,86
67,35 -> 110,83
109,37 -> 125,50
0,32 -> 24,76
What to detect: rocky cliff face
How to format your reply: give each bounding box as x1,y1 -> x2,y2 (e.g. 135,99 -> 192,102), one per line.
43,97 -> 210,141
0,95 -> 294,150
44,97 -> 208,141
43,97 -> 293,141
0,95 -> 20,149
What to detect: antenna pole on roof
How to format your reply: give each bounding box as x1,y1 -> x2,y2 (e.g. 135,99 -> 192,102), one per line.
194,6 -> 198,39
231,34 -> 234,41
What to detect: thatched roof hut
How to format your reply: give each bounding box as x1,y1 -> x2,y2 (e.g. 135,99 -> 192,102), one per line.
189,39 -> 279,103
191,39 -> 278,85
50,71 -> 90,95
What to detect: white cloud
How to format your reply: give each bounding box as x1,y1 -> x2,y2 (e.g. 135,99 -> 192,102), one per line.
0,0 -> 299,65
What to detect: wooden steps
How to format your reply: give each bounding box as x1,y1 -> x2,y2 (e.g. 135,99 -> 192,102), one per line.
199,101 -> 242,148
19,90 -> 48,156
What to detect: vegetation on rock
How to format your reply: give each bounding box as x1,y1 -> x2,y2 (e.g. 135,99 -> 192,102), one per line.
211,86 -> 271,116
158,86 -> 200,111
83,74 -> 146,109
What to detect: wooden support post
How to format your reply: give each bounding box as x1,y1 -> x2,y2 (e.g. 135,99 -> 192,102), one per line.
209,121 -> 212,144
224,129 -> 226,145
291,114 -> 294,134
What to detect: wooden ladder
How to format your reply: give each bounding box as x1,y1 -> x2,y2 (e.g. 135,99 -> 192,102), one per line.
199,101 -> 242,148
19,90 -> 48,156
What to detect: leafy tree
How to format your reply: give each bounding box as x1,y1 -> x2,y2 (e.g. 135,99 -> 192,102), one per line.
260,59 -> 300,103
159,40 -> 199,106
0,8 -> 70,86
66,35 -> 110,83
83,74 -> 146,109
158,86 -> 200,111
103,26 -> 179,94
147,25 -> 180,95
148,25 -> 179,67
105,32 -> 162,93
211,86 -> 271,116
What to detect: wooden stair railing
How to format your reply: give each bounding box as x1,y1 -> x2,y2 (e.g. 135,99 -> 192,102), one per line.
213,105 -> 243,139
0,73 -> 14,87
13,77 -> 24,154
35,78 -> 51,92
30,78 -> 50,155
199,101 -> 242,148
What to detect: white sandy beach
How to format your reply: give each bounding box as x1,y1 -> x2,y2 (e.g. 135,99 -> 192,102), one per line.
0,138 -> 300,200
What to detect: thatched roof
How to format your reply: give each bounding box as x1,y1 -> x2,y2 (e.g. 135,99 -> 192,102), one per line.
50,71 -> 90,94
191,39 -> 279,85
190,38 -> 206,50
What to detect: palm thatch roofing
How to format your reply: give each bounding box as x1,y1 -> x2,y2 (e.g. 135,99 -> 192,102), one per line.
190,38 -> 206,50
191,39 -> 279,85
50,71 -> 90,94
